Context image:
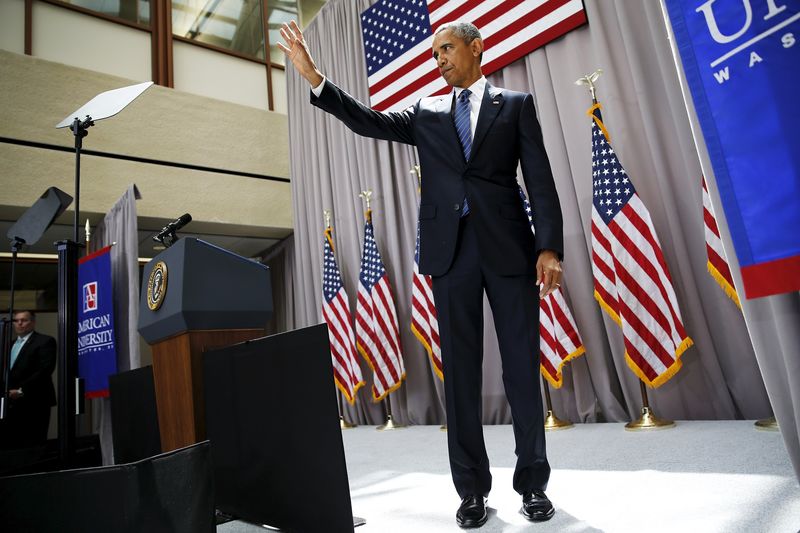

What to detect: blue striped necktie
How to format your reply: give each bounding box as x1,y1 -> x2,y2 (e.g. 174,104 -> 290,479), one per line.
455,89 -> 472,216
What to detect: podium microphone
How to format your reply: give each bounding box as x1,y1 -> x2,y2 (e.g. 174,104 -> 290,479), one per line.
153,213 -> 192,246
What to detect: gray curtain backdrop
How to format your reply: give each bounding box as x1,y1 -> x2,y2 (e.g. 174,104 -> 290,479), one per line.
89,184 -> 142,464
661,2 -> 800,481
286,0 -> 775,431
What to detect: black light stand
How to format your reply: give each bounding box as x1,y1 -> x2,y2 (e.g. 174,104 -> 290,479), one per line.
0,237 -> 25,421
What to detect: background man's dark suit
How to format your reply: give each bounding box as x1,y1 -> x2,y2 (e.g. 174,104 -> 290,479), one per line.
2,331 -> 57,448
312,79 -> 563,498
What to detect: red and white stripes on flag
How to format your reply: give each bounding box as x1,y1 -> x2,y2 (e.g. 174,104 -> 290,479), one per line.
589,103 -> 692,388
519,186 -> 584,387
322,226 -> 365,404
702,176 -> 741,308
410,220 -> 442,380
361,0 -> 588,112
356,210 -> 406,400
539,289 -> 584,388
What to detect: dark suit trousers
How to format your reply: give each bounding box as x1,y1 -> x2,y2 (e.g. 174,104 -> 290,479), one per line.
432,215 -> 550,498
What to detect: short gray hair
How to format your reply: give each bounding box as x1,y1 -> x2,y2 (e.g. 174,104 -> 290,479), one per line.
435,22 -> 483,61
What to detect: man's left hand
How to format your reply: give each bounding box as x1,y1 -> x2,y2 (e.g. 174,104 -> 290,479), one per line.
9,389 -> 23,400
536,250 -> 562,298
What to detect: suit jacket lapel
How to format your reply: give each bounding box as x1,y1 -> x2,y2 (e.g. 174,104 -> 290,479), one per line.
471,84 -> 504,162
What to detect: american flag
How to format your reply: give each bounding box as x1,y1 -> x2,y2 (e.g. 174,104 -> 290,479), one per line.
519,186 -> 584,388
589,103 -> 693,388
702,175 -> 741,308
355,210 -> 406,400
410,220 -> 442,380
322,226 -> 365,404
360,0 -> 588,112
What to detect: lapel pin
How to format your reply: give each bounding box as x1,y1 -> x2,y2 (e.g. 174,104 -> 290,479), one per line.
492,101 -> 499,105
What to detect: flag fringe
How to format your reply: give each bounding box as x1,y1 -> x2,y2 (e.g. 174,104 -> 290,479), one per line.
356,341 -> 406,402
541,345 -> 586,389
625,336 -> 693,388
707,261 -> 742,309
587,103 -> 611,142
335,377 -> 366,405
410,323 -> 443,381
593,290 -> 622,326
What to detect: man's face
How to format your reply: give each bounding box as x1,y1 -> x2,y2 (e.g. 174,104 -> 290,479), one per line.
13,312 -> 34,337
432,29 -> 482,88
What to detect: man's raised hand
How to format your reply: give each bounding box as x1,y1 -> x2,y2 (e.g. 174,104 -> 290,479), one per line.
277,20 -> 324,87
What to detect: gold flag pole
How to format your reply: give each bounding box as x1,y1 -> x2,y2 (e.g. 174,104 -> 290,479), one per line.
626,380 -> 675,430
755,416 -> 779,431
577,69 -> 673,431
84,219 -> 91,256
377,396 -> 405,431
542,375 -> 573,430
338,391 -> 357,430
325,209 -> 357,430
357,190 -> 406,431
574,68 -> 603,105
410,165 -> 422,190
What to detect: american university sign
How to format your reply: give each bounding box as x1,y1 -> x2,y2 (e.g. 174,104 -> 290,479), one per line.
693,0 -> 797,83
665,0 -> 800,298
77,246 -> 118,398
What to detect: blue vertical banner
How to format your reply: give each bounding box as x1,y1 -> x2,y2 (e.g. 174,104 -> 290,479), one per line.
664,0 -> 800,298
78,245 -> 118,398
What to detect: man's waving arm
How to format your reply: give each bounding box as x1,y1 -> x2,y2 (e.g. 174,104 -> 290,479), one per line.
278,21 -> 416,145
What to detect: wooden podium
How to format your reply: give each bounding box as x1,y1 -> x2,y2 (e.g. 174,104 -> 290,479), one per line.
137,238 -> 272,452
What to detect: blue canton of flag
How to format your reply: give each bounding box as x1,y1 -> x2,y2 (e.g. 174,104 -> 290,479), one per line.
591,113 -> 634,225
359,221 -> 388,287
323,236 -> 345,302
360,0 -> 431,75
519,186 -> 534,228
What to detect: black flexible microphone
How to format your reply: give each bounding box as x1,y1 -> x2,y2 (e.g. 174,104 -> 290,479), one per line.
153,213 -> 192,243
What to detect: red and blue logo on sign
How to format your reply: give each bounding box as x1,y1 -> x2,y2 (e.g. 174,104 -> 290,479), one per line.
84,281 -> 98,313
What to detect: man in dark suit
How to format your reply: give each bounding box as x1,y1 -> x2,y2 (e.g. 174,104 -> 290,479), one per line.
280,20 -> 562,527
1,311 -> 57,449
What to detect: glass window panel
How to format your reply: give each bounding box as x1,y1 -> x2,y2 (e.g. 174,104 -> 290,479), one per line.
61,0 -> 150,25
266,0 -> 298,66
172,0 -> 266,60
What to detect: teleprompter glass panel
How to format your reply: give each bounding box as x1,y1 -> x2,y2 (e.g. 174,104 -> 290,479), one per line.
266,0 -> 298,66
60,0 -> 150,25
172,0 -> 267,60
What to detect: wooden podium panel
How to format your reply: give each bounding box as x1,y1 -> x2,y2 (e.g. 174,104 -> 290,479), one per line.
151,329 -> 264,452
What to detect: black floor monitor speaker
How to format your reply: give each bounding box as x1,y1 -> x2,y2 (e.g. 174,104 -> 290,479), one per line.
6,187 -> 72,245
109,365 -> 161,464
204,324 -> 355,533
0,441 -> 214,533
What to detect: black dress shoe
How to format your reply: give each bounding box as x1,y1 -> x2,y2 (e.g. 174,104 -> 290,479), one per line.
456,495 -> 488,528
521,490 -> 555,521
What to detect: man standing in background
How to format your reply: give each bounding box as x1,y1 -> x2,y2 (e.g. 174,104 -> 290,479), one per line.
1,311 -> 57,449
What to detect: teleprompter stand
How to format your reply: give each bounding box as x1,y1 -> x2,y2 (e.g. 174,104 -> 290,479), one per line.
54,81 -> 153,467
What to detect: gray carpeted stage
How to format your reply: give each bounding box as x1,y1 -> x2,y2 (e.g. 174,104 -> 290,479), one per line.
219,421 -> 800,532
